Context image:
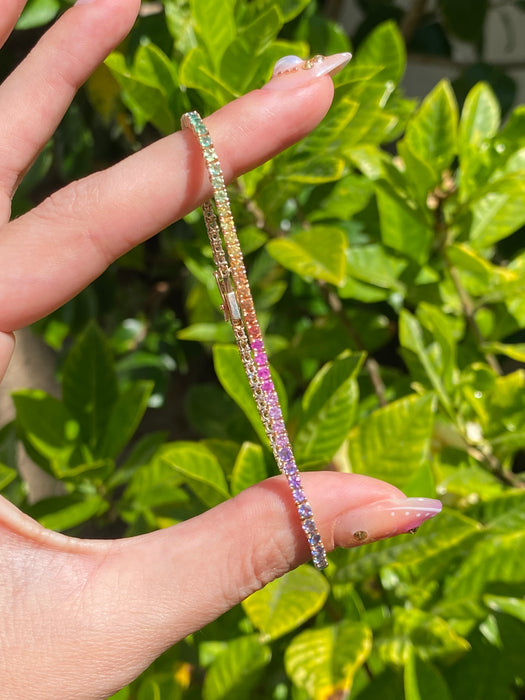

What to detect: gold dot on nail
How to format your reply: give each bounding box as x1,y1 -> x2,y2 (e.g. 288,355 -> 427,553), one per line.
303,55 -> 324,69
353,530 -> 368,542
408,527 -> 419,535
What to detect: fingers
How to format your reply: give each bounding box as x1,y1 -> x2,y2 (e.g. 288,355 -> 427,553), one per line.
0,0 -> 140,195
0,77 -> 335,331
0,1 -> 26,49
98,473 -> 441,677
0,474 -> 441,698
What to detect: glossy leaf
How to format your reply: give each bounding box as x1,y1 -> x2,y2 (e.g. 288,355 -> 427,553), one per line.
242,565 -> 329,640
404,650 -> 452,700
375,183 -> 433,264
61,322 -> 118,451
399,310 -> 453,414
98,380 -> 154,459
190,0 -> 236,69
161,441 -> 230,508
285,621 -> 372,699
295,352 -> 364,465
213,344 -> 283,446
401,80 -> 458,180
351,21 -> 405,85
484,594 -> 525,623
459,82 -> 500,147
230,442 -> 268,496
376,607 -> 470,665
266,226 -> 347,286
346,393 -> 436,489
468,178 -> 525,249
28,493 -> 108,531
13,390 -> 80,475
203,635 -> 271,700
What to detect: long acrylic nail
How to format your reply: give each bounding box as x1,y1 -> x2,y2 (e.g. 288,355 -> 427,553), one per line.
262,52 -> 352,91
335,497 -> 442,547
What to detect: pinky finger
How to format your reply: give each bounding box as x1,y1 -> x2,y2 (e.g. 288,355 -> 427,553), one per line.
0,1 -> 26,50
0,332 -> 15,381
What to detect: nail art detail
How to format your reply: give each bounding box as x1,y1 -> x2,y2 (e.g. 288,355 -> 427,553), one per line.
264,52 -> 352,90
336,496 -> 442,548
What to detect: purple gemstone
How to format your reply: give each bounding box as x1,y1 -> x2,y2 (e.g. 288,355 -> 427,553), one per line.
298,503 -> 312,519
258,367 -> 271,380
302,519 -> 316,533
288,474 -> 302,490
308,532 -> 321,546
313,545 -> 326,559
275,433 -> 288,448
269,405 -> 282,419
279,447 -> 293,461
282,462 -> 297,476
293,489 -> 306,504
262,380 -> 274,393
251,339 -> 264,352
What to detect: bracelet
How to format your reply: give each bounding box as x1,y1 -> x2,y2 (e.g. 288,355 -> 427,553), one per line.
181,111 -> 328,570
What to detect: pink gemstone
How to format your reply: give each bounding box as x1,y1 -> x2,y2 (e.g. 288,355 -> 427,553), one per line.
262,380 -> 274,393
251,339 -> 264,352
258,367 -> 271,380
275,434 -> 288,448
254,352 -> 267,366
269,406 -> 281,419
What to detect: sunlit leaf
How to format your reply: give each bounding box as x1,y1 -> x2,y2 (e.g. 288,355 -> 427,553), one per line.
203,636 -> 271,700
242,565 -> 329,640
285,621 -> 372,700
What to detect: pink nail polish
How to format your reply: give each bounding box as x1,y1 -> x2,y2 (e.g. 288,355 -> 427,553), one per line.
335,497 -> 442,547
74,0 -> 97,5
262,52 -> 352,91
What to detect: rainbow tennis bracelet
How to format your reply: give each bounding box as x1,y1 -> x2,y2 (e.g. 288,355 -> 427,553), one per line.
182,111 -> 328,570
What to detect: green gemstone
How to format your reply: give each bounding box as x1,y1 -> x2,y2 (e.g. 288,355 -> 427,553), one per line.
200,135 -> 212,147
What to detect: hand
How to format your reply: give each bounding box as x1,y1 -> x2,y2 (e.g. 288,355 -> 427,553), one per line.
0,2 -> 442,698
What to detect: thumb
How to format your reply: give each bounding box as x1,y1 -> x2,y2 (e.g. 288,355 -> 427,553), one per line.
96,472 -> 441,678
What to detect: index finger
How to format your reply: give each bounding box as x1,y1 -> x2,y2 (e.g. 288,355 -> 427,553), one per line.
0,75 -> 335,332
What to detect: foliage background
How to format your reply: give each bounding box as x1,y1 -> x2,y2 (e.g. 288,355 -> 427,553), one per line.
2,1 -> 525,698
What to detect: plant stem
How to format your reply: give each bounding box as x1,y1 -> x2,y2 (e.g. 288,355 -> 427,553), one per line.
446,264 -> 503,375
319,284 -> 388,407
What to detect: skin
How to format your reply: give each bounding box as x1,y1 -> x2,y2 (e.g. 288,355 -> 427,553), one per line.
0,2 -> 440,698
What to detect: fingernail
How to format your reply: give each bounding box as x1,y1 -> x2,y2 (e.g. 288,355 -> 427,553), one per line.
75,0 -> 97,5
335,497 -> 442,547
262,52 -> 352,91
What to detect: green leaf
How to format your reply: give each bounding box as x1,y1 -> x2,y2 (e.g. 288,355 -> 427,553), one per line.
295,352 -> 364,465
344,244 -> 408,292
0,463 -> 17,491
266,226 -> 347,285
440,529 -> 525,618
347,393 -> 436,490
484,595 -> 525,623
161,441 -> 230,508
352,21 -> 406,85
399,310 -> 453,414
230,442 -> 268,496
375,183 -> 433,264
376,607 -> 470,665
242,565 -> 329,640
98,381 -> 153,459
459,82 -> 500,147
404,650 -> 453,700
28,493 -> 108,531
105,43 -> 182,134
62,322 -> 118,452
213,344 -> 287,447
190,0 -> 236,69
468,178 -> 525,249
16,0 -> 60,29
402,80 -> 458,180
202,635 -> 271,700
13,390 -> 80,475
285,621 -> 372,700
